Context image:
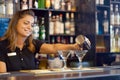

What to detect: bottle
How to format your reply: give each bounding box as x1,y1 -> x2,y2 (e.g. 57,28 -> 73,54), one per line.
33,16 -> 39,39
6,0 -> 13,17
39,17 -> 46,40
38,0 -> 45,9
99,0 -> 104,5
29,0 -> 33,8
50,0 -> 55,9
51,16 -> 56,35
66,0 -> 72,11
21,0 -> 28,10
70,13 -> 75,35
114,28 -> 119,52
49,12 -> 54,35
110,4 -> 114,26
96,12 -> 99,34
118,30 -> 120,52
33,0 -> 38,8
45,0 -> 51,9
114,5 -> 120,26
14,0 -> 20,12
102,10 -> 109,34
51,36 -> 55,43
96,0 -> 99,5
71,0 -> 76,11
60,0 -> 65,11
110,25 -> 115,52
65,13 -> 70,34
0,1 -> 5,17
55,15 -> 60,34
70,36 -> 74,44
54,0 -> 60,10
59,14 -> 64,34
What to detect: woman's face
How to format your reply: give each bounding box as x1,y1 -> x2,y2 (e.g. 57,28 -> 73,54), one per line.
16,15 -> 34,38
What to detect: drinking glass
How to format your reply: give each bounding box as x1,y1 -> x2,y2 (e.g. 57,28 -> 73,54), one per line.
75,50 -> 88,69
58,50 -> 71,69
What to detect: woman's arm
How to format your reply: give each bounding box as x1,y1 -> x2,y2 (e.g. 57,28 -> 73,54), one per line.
0,61 -> 7,72
39,43 -> 81,54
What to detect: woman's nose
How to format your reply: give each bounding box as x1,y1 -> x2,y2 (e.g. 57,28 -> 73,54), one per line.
28,24 -> 33,29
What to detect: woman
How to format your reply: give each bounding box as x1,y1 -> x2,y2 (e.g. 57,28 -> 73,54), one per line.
0,10 -> 89,72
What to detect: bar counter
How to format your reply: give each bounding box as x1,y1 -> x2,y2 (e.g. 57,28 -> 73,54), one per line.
1,66 -> 120,80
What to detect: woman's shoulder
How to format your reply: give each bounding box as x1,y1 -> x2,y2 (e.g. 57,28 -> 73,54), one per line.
0,38 -> 9,46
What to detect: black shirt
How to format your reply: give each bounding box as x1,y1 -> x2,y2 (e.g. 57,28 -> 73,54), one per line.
0,39 -> 44,72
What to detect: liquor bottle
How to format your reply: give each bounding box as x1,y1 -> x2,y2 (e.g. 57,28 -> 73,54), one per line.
54,0 -> 60,10
114,5 -> 120,26
38,0 -> 45,9
39,17 -> 46,40
118,30 -> 120,52
6,0 -> 13,17
96,12 -> 99,34
50,0 -> 55,9
59,14 -> 64,34
70,36 -> 74,44
66,0 -> 72,11
110,4 -> 114,26
110,25 -> 115,52
102,10 -> 109,34
70,13 -> 75,35
45,0 -> 51,9
71,0 -> 76,11
52,16 -> 56,34
49,12 -> 54,35
29,0 -> 33,8
96,0 -> 99,5
114,28 -> 120,52
55,15 -> 60,34
21,0 -> 28,10
51,36 -> 55,43
60,0 -> 65,11
0,1 -> 5,17
99,0 -> 104,5
65,13 -> 70,34
33,16 -> 39,39
14,0 -> 20,12
33,0 -> 38,8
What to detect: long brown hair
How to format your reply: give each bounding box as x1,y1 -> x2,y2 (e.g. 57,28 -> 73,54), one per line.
2,9 -> 35,53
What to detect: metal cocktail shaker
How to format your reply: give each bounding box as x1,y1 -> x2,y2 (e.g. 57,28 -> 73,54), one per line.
75,35 -> 91,50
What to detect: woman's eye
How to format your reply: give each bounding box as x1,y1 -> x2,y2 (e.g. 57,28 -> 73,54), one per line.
24,22 -> 29,25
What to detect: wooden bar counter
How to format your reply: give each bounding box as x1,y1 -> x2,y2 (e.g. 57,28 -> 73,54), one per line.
0,66 -> 120,80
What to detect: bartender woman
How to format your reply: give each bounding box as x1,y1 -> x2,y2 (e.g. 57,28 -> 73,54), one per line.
0,10 -> 90,72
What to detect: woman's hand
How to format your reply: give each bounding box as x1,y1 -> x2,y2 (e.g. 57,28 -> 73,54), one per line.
74,43 -> 83,50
